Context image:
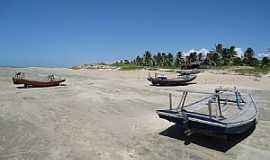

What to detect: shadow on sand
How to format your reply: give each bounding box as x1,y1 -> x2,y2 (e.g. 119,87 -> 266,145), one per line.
150,82 -> 197,87
159,124 -> 256,152
16,84 -> 67,89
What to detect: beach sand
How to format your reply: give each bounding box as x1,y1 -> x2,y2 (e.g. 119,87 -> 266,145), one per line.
0,67 -> 270,160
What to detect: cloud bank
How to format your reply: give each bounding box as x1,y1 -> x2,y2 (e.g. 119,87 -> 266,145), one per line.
235,48 -> 244,57
183,48 -> 245,58
257,52 -> 270,59
183,48 -> 209,56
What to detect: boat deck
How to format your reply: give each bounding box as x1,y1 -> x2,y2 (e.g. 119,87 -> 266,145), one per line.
182,94 -> 257,125
158,91 -> 257,128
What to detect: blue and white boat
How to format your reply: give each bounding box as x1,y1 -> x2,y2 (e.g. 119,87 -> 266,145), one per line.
156,88 -> 257,136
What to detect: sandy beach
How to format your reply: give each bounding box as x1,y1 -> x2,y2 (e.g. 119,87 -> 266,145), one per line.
0,67 -> 270,160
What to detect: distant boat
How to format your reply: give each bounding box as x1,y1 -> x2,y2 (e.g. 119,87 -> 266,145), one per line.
12,72 -> 65,88
156,88 -> 257,137
176,69 -> 200,76
147,73 -> 196,86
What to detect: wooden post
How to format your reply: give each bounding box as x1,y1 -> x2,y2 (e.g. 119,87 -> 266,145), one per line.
177,91 -> 186,111
214,90 -> 223,117
169,93 -> 172,110
183,112 -> 191,145
181,91 -> 188,111
235,91 -> 241,109
208,99 -> 212,118
216,95 -> 223,117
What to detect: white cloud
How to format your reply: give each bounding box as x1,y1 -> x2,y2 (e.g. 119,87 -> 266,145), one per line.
257,52 -> 270,59
182,47 -> 264,59
235,48 -> 244,57
183,48 -> 209,56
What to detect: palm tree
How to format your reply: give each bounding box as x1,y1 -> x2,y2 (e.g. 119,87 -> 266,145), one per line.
167,53 -> 174,67
212,52 -> 220,66
135,56 -> 143,66
152,55 -> 158,67
207,51 -> 220,66
216,44 -> 223,54
244,48 -> 255,59
174,51 -> 183,67
243,48 -> 256,66
261,57 -> 270,68
143,51 -> 152,66
161,53 -> 167,67
229,46 -> 237,59
222,48 -> 230,65
198,53 -> 203,62
189,52 -> 198,62
156,52 -> 162,67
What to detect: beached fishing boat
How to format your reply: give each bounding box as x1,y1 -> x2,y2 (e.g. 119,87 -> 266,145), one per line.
12,72 -> 65,87
157,88 -> 257,137
176,69 -> 200,76
147,73 -> 196,86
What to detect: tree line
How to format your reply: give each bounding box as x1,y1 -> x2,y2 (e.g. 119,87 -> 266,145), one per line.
114,44 -> 270,69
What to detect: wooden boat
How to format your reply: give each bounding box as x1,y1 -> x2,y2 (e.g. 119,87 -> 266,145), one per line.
147,74 -> 196,86
176,69 -> 200,76
156,88 -> 257,137
12,73 -> 65,87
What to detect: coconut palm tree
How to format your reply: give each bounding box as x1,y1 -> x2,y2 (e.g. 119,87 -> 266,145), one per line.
143,51 -> 152,66
167,53 -> 174,67
174,51 -> 183,67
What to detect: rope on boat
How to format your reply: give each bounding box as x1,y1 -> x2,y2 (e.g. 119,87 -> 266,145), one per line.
176,88 -> 249,96
183,95 -> 214,108
176,89 -> 214,95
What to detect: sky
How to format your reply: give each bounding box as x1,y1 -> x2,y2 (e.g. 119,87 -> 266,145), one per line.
0,0 -> 270,67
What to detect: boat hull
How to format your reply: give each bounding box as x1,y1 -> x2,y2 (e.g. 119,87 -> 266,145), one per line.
157,109 -> 256,135
176,70 -> 200,75
148,75 -> 196,86
12,78 -> 65,87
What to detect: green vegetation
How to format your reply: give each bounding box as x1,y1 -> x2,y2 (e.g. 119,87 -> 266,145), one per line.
113,43 -> 270,74
71,66 -> 81,70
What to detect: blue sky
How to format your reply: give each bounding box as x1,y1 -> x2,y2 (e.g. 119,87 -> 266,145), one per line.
0,0 -> 270,67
